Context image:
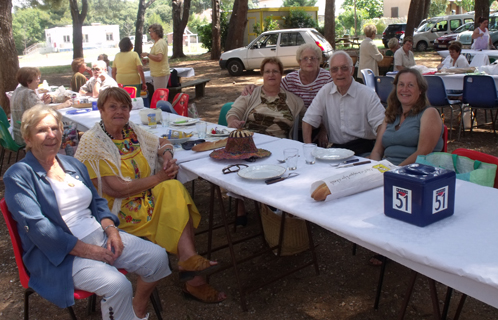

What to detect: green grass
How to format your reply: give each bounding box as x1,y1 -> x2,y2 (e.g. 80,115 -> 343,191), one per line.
39,65 -> 73,74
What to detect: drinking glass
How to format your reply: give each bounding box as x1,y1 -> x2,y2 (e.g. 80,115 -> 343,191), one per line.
162,113 -> 170,127
147,113 -> 157,128
284,148 -> 299,170
303,143 -> 317,165
196,121 -> 207,139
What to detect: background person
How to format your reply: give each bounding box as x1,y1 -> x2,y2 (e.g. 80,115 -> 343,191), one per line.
70,58 -> 91,92
79,60 -> 118,98
141,24 -> 170,91
385,38 -> 400,57
112,37 -> 147,94
4,105 -> 171,320
472,17 -> 495,50
357,24 -> 384,80
227,57 -> 304,139
302,51 -> 385,154
75,88 -> 226,303
437,43 -> 470,69
369,68 -> 444,166
11,67 -> 72,144
394,36 -> 416,71
98,53 -> 113,75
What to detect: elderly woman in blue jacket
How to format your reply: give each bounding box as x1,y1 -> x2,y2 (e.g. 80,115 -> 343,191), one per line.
3,105 -> 171,320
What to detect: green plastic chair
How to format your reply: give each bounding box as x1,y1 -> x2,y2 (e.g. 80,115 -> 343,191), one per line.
218,102 -> 233,126
0,120 -> 25,174
0,107 -> 10,128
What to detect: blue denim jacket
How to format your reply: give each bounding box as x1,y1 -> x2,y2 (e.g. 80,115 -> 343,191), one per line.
3,152 -> 119,308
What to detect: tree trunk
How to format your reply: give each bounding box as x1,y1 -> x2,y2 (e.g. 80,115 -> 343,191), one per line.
324,0 -> 335,50
69,0 -> 88,59
474,0 -> 490,27
0,0 -> 19,115
172,0 -> 191,59
225,0 -> 248,51
422,0 -> 431,20
134,0 -> 155,55
211,0 -> 221,60
405,0 -> 424,38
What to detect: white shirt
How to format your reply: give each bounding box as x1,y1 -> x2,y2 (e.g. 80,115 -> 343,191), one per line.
80,73 -> 118,94
47,174 -> 101,240
394,48 -> 416,69
302,79 -> 385,144
441,55 -> 470,69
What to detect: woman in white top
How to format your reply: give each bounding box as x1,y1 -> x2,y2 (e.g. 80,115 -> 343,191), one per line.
472,17 -> 495,50
437,43 -> 470,70
357,24 -> 384,79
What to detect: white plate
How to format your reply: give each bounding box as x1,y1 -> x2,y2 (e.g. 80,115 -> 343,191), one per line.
207,132 -> 231,137
313,148 -> 355,161
172,118 -> 199,126
238,165 -> 286,180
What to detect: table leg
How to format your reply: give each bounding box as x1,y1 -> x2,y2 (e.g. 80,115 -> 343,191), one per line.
428,278 -> 441,320
398,270 -> 418,320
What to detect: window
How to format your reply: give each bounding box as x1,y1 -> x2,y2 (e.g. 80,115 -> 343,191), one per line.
83,34 -> 89,43
255,34 -> 279,49
449,19 -> 462,31
106,33 -> 113,41
280,33 -> 306,47
63,35 -> 70,43
435,21 -> 448,32
391,7 -> 399,18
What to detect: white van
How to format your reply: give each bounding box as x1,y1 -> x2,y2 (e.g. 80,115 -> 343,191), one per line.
410,13 -> 474,51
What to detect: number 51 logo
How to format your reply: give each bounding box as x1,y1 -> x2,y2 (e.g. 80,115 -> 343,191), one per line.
432,186 -> 448,214
392,186 -> 412,214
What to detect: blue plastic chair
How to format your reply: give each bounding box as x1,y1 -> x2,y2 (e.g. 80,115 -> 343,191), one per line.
156,100 -> 178,114
374,76 -> 394,108
462,75 -> 498,135
361,69 -> 376,92
424,76 -> 462,140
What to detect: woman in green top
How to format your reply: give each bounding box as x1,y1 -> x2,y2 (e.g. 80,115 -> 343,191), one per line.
141,24 -> 170,91
112,37 -> 146,93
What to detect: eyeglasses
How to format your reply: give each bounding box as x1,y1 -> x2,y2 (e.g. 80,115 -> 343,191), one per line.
264,70 -> 281,75
301,56 -> 318,62
181,139 -> 206,150
222,164 -> 248,174
330,65 -> 351,73
92,68 -> 101,71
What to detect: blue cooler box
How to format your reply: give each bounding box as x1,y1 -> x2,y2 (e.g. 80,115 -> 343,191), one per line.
384,163 -> 456,227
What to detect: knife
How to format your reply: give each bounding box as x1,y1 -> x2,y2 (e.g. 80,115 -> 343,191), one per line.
265,173 -> 299,185
335,160 -> 371,169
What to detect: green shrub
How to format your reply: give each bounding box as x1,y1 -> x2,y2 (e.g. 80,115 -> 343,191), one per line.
198,11 -> 229,52
253,15 -> 280,35
283,7 -> 317,29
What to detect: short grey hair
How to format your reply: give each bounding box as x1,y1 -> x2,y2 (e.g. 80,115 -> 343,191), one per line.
295,43 -> 323,64
388,38 -> 399,50
92,60 -> 107,72
363,24 -> 377,38
328,50 -> 354,68
21,105 -> 63,151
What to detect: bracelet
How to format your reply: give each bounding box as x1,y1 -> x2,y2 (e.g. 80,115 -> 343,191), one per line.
158,142 -> 173,150
104,224 -> 118,232
162,148 -> 174,157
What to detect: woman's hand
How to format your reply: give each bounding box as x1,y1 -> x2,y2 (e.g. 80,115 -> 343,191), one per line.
241,84 -> 256,96
159,158 -> 178,180
314,125 -> 329,148
70,240 -> 118,265
41,93 -> 52,104
227,116 -> 245,129
141,83 -> 147,91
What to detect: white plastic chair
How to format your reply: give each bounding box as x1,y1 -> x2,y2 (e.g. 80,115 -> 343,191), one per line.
360,69 -> 376,92
470,53 -> 490,67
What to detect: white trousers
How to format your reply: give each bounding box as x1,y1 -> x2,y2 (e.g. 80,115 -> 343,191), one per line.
152,75 -> 170,91
72,229 -> 171,320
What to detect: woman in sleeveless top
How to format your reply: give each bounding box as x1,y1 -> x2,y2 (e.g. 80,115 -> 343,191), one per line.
472,17 -> 495,50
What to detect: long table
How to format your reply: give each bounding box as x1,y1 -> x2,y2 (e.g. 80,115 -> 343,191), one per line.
387,72 -> 498,91
438,49 -> 498,60
179,138 -> 498,310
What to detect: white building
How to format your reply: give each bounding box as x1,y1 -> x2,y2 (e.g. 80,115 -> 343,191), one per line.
44,23 -> 120,53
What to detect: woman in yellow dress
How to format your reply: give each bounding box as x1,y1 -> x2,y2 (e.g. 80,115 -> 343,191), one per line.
75,87 -> 226,303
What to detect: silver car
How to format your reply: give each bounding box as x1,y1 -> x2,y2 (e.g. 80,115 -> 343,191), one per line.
456,13 -> 498,48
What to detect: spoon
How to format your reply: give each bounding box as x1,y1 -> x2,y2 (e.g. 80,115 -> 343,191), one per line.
277,155 -> 300,163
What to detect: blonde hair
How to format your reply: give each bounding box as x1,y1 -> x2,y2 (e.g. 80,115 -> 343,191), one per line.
388,38 -> 399,50
364,24 -> 377,38
21,105 -> 63,151
295,43 -> 323,64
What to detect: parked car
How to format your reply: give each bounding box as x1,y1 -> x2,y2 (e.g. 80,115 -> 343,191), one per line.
434,22 -> 474,50
402,13 -> 474,51
381,23 -> 406,48
219,28 -> 333,76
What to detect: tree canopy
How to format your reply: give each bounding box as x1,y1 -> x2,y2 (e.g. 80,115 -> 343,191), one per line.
282,0 -> 317,7
341,0 -> 383,19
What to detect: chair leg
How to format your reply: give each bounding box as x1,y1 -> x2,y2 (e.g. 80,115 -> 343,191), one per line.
66,306 -> 78,320
7,150 -> 12,164
150,288 -> 163,320
24,288 -> 35,320
87,294 -> 97,315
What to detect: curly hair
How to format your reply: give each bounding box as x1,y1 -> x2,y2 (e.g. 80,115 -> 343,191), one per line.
149,24 -> 164,38
260,57 -> 284,75
385,69 -> 429,124
295,43 -> 322,64
97,87 -> 132,111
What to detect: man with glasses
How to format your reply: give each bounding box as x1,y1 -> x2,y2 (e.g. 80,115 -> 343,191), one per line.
394,36 -> 416,71
302,51 -> 385,155
79,60 -> 118,98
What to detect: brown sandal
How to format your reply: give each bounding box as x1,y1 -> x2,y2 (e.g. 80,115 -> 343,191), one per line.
178,255 -> 219,275
183,283 -> 226,303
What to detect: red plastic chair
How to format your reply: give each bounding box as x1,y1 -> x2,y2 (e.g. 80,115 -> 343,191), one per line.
150,88 -> 169,109
0,198 -> 163,320
172,93 -> 189,116
123,86 -> 137,98
452,148 -> 498,189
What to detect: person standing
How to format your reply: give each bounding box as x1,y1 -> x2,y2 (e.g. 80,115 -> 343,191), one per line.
141,24 -> 170,90
357,24 -> 384,80
472,17 -> 495,50
113,37 -> 147,93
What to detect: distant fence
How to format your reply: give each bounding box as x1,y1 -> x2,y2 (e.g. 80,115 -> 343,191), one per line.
23,43 -> 44,56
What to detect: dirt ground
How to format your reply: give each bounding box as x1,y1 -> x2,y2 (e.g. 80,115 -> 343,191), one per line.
1,51 -> 498,320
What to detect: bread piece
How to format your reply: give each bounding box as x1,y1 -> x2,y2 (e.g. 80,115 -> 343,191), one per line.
192,138 -> 228,152
311,183 -> 331,201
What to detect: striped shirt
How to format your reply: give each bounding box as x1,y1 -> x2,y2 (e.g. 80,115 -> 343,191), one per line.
281,68 -> 333,108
